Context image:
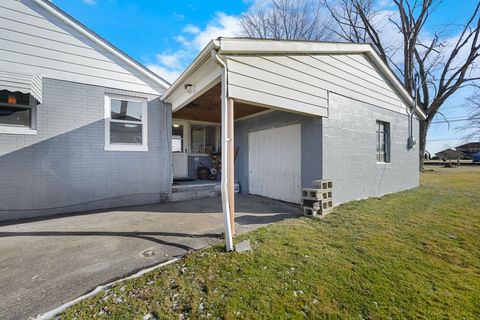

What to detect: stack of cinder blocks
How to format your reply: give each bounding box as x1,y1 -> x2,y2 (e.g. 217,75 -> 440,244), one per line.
301,179 -> 333,218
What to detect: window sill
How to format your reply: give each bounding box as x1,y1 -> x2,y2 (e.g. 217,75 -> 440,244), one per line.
105,144 -> 148,152
376,161 -> 391,165
0,127 -> 37,135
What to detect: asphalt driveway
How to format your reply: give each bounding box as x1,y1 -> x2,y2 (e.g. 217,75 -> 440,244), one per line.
0,195 -> 301,320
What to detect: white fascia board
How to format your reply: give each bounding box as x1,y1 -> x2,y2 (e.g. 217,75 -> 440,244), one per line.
162,40 -> 220,102
218,38 -> 372,55
32,0 -> 170,90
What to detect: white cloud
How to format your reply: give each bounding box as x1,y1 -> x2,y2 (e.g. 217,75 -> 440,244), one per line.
377,0 -> 394,9
192,12 -> 243,50
183,24 -> 201,34
146,50 -> 189,83
156,51 -> 184,67
147,11 -> 243,83
146,64 -> 182,84
82,0 -> 97,5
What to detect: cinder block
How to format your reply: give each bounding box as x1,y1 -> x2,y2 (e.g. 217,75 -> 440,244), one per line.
301,188 -> 332,201
312,179 -> 333,189
322,200 -> 333,210
303,204 -> 332,218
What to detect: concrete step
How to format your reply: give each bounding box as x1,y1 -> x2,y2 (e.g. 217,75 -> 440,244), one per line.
169,182 -> 220,202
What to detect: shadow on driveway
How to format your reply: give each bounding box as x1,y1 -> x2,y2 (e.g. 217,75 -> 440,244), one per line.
0,194 -> 302,320
0,230 -> 224,251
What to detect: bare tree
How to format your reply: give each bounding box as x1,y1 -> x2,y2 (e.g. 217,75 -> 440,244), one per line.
324,0 -> 480,168
240,0 -> 333,40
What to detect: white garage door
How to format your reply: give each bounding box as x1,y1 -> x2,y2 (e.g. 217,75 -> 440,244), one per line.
248,123 -> 301,204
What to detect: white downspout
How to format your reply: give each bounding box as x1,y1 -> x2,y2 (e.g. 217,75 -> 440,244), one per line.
211,49 -> 234,252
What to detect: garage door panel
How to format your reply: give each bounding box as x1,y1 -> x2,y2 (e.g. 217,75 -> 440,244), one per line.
248,124 -> 301,203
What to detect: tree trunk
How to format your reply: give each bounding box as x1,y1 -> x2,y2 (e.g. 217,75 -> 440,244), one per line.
419,119 -> 429,170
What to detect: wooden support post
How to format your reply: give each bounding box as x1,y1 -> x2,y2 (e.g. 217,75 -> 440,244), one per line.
212,50 -> 233,251
227,98 -> 235,235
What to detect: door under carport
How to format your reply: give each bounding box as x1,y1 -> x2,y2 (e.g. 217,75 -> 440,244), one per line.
248,123 -> 302,204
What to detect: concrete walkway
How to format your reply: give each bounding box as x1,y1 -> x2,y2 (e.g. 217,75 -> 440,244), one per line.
0,195 -> 301,320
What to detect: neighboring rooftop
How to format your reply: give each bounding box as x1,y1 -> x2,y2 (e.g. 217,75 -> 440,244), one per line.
436,149 -> 469,159
456,142 -> 480,149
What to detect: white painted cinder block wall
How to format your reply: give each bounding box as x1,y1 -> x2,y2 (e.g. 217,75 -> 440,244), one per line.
0,78 -> 171,221
322,93 -> 420,205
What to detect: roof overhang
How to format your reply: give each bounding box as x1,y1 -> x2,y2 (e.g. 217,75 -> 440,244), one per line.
163,38 -> 427,120
0,70 -> 43,104
163,40 -> 220,102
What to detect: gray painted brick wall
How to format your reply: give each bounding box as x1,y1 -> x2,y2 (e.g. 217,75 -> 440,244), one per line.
234,95 -> 419,206
0,78 -> 171,221
322,93 -> 420,205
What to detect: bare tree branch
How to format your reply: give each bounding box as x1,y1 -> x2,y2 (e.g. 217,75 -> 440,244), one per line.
462,87 -> 480,140
240,0 -> 333,41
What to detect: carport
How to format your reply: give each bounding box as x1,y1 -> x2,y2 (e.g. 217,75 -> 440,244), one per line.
163,37 -> 422,251
162,38 -> 332,250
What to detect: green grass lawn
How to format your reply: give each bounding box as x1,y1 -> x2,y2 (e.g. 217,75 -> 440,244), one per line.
61,167 -> 480,319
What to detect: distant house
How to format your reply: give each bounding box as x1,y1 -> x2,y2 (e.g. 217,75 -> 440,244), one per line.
436,149 -> 469,162
456,142 -> 480,157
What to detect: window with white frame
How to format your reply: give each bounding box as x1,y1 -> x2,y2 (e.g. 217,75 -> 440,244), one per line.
376,120 -> 390,163
190,124 -> 216,154
0,90 -> 36,134
105,94 -> 148,151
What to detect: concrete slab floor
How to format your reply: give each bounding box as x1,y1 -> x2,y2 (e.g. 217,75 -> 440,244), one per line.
0,194 -> 302,320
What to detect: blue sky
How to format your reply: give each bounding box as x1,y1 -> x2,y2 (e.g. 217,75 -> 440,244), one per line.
53,0 -> 479,153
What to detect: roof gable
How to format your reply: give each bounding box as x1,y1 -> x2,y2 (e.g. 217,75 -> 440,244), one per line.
164,38 -> 426,119
0,0 -> 169,94
218,38 -> 425,118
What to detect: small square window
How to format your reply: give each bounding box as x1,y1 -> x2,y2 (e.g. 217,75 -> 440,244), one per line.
105,94 -> 148,152
376,120 -> 390,163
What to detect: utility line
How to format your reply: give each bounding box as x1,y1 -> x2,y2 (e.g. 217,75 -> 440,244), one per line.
427,138 -> 464,142
431,116 -> 480,124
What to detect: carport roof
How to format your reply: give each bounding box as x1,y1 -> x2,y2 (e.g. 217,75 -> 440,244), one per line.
162,37 -> 426,120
